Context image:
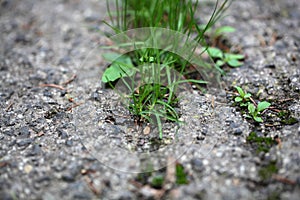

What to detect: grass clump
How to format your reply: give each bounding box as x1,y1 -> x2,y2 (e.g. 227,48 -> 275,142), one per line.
102,0 -> 232,138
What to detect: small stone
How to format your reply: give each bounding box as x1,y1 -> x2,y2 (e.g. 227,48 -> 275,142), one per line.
3,130 -> 15,136
9,140 -> 16,147
91,92 -> 100,101
57,129 -> 68,139
191,158 -> 204,172
58,56 -> 71,65
118,191 -> 134,200
233,128 -> 243,135
196,135 -> 205,140
15,34 -> 29,43
24,164 -> 33,174
143,126 -> 151,135
139,186 -> 157,199
65,139 -> 73,147
230,122 -> 239,129
62,174 -> 75,182
27,144 -> 42,156
19,126 -> 30,137
42,192 -> 56,200
73,192 -> 92,199
43,90 -> 53,97
16,138 -> 33,147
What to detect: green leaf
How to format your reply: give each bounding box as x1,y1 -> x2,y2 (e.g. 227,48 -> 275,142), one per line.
257,101 -> 271,112
235,86 -> 245,97
102,52 -> 123,62
215,26 -> 236,37
227,59 -> 243,67
224,53 -> 244,60
207,47 -> 223,59
240,102 -> 249,107
216,60 -> 225,67
244,93 -> 252,98
254,116 -> 263,122
248,103 -> 256,115
101,54 -> 135,83
235,96 -> 243,102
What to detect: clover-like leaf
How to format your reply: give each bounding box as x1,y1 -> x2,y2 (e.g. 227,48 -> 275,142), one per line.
224,53 -> 244,60
244,93 -> 252,98
240,102 -> 250,107
207,47 -> 223,59
235,86 -> 245,97
235,96 -> 243,102
227,59 -> 243,67
101,53 -> 135,83
248,103 -> 256,115
254,116 -> 263,122
257,101 -> 271,112
216,60 -> 225,67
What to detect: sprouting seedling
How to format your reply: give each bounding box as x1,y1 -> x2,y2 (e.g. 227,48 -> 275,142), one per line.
234,86 -> 252,106
206,47 -> 244,69
213,26 -> 236,38
247,101 -> 271,122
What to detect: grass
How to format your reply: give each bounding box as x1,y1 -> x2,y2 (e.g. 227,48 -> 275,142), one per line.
102,0 -> 231,138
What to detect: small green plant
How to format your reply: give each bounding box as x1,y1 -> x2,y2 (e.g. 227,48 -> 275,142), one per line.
102,53 -> 135,83
247,101 -> 271,122
234,86 -> 252,106
213,26 -> 236,38
176,163 -> 188,185
102,0 -> 232,138
150,175 -> 164,189
234,86 -> 271,122
206,47 -> 244,72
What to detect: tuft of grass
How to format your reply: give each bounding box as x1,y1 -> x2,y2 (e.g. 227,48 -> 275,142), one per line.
102,0 -> 231,138
106,0 -> 230,41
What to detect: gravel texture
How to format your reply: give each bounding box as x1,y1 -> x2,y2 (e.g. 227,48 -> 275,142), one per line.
0,0 -> 299,199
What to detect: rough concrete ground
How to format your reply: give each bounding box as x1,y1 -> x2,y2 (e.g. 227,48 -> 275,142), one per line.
0,0 -> 299,199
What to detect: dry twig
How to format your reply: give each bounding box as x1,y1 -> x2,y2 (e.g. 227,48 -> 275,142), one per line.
62,74 -> 77,85
40,83 -> 66,90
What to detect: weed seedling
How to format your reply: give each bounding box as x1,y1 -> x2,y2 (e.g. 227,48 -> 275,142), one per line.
234,86 -> 251,106
247,101 -> 271,122
234,86 -> 271,123
206,47 -> 244,72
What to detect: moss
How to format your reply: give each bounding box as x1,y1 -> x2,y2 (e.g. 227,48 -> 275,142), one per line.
176,163 -> 188,185
281,117 -> 298,125
151,175 -> 164,189
266,191 -> 281,200
246,132 -> 276,153
278,111 -> 298,125
259,161 -> 278,181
